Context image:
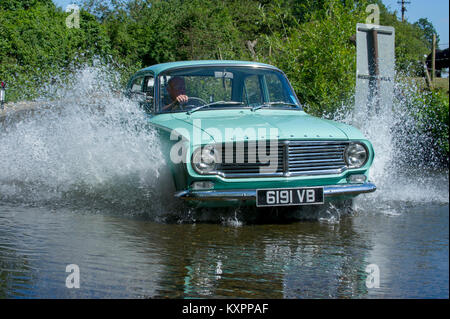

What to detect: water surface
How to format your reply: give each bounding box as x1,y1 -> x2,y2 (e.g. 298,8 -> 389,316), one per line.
0,200 -> 447,298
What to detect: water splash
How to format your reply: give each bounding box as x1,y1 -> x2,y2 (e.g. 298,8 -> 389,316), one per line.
221,210 -> 244,227
336,73 -> 449,208
318,203 -> 343,224
0,65 -> 172,217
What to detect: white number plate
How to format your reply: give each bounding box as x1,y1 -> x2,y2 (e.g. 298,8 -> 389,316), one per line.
256,187 -> 324,207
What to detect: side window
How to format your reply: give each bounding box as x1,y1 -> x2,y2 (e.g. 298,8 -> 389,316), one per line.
265,73 -> 286,102
243,75 -> 262,105
143,76 -> 154,96
142,76 -> 154,113
159,76 -> 171,111
130,77 -> 144,93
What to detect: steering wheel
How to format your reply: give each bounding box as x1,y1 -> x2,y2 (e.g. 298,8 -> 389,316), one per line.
181,97 -> 207,109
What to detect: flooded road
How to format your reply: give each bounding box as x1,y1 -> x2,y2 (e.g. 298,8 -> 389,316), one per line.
0,199 -> 447,298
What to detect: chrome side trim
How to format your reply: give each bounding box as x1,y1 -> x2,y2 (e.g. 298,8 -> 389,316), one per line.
175,182 -> 377,201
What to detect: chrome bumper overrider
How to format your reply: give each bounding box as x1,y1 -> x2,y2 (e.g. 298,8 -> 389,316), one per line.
175,182 -> 376,201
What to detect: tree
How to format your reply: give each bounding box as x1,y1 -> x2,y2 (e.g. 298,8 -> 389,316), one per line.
0,0 -> 54,10
378,2 -> 431,75
0,2 -> 111,101
259,0 -> 369,116
414,18 -> 440,50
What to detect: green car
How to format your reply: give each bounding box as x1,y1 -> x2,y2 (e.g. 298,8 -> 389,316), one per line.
126,60 -> 376,208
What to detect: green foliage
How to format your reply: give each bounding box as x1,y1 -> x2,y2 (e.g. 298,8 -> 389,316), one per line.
0,0 -> 54,10
174,1 -> 242,60
414,18 -> 440,50
414,89 -> 449,161
0,3 -> 111,101
259,0 -> 368,116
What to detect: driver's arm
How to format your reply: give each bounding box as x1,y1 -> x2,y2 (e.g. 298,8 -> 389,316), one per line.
161,100 -> 178,112
162,95 -> 188,112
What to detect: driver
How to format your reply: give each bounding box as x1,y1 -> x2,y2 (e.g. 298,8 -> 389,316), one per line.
162,76 -> 189,111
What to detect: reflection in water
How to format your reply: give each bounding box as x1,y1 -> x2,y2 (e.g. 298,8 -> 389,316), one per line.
0,202 -> 447,298
0,208 -> 36,298
355,204 -> 449,298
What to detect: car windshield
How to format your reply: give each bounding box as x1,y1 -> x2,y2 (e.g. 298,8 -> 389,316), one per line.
158,66 -> 301,113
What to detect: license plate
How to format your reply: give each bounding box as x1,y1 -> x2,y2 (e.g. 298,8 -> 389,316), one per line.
256,187 -> 324,207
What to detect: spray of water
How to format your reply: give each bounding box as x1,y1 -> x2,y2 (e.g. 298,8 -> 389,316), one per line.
0,64 -> 179,218
335,73 -> 449,210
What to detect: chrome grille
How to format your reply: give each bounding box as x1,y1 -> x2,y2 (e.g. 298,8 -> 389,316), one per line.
214,141 -> 349,178
217,142 -> 284,177
287,141 -> 348,175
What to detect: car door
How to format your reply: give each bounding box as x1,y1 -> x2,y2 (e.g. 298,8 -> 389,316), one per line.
127,73 -> 155,114
142,75 -> 155,114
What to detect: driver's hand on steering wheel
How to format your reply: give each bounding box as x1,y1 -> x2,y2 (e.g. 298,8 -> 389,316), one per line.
175,94 -> 189,104
162,95 -> 188,112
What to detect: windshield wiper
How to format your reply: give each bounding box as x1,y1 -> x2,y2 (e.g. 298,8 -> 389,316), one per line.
187,101 -> 244,114
251,102 -> 298,112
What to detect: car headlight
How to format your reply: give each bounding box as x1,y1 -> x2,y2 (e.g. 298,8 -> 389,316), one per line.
192,145 -> 219,174
344,143 -> 368,168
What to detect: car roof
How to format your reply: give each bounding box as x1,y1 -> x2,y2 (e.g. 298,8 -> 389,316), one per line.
136,60 -> 280,76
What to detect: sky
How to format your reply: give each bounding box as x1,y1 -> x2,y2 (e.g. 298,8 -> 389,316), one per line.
382,0 -> 449,49
53,0 -> 449,49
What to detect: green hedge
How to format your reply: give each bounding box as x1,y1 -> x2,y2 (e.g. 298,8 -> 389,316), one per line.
415,88 -> 449,162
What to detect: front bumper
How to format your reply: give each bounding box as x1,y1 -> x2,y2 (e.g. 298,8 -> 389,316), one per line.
175,182 -> 376,203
